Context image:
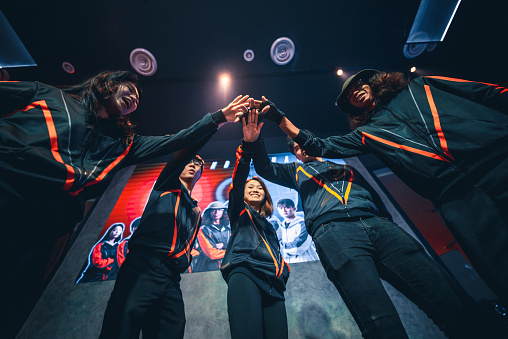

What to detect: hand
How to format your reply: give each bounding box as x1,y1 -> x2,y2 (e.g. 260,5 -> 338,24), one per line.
256,96 -> 285,125
243,99 -> 264,142
221,95 -> 249,123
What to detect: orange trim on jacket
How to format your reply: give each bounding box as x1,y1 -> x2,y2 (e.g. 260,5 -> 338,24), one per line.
160,189 -> 182,255
245,208 -> 284,278
19,100 -> 76,190
197,228 -> 226,260
424,85 -> 454,161
361,132 -> 450,162
427,76 -> 508,94
296,166 -> 353,205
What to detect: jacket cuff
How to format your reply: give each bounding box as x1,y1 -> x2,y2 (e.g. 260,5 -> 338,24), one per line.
293,130 -> 309,145
241,139 -> 256,154
211,110 -> 227,125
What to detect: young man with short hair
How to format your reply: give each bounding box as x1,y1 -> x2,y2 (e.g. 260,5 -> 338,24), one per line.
275,198 -> 318,263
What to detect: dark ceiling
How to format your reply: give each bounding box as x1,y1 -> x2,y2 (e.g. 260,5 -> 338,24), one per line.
2,0 -> 504,162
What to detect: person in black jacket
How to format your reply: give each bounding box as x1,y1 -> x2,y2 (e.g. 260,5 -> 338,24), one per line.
221,106 -> 290,339
0,70 -> 248,338
252,125 -> 502,338
196,201 -> 230,272
99,152 -> 205,339
254,70 -> 508,305
77,222 -> 125,283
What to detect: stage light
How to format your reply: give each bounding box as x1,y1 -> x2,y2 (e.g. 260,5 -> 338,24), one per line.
410,67 -> 417,73
210,161 -> 218,170
336,69 -> 343,76
220,74 -> 229,85
223,160 -> 230,169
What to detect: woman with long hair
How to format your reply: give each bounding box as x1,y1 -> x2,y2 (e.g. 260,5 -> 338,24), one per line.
0,70 -> 248,337
221,104 -> 290,339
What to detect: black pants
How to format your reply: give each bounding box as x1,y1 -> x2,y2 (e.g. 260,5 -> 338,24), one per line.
99,250 -> 185,339
313,217 -> 502,339
438,185 -> 508,304
227,272 -> 288,339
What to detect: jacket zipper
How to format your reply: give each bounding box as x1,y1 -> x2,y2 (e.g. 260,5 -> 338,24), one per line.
77,129 -> 99,186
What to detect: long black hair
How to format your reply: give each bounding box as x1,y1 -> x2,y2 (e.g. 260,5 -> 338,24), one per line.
62,70 -> 141,141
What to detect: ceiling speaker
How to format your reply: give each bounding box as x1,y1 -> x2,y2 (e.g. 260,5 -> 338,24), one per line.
270,37 -> 295,66
130,48 -> 157,76
243,49 -> 255,62
62,62 -> 75,74
403,43 -> 426,59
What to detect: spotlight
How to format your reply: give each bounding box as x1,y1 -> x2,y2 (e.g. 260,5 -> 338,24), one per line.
62,62 -> 75,74
410,67 -> 417,73
223,160 -> 230,169
210,161 -> 218,170
270,37 -> 295,66
336,69 -> 343,76
130,48 -> 157,76
220,75 -> 229,85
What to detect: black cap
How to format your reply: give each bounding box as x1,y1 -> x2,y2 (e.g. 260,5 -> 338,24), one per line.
336,69 -> 380,112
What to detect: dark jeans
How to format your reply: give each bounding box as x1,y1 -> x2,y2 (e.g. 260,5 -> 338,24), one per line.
438,185 -> 508,303
227,272 -> 288,339
99,250 -> 185,339
313,217 -> 491,339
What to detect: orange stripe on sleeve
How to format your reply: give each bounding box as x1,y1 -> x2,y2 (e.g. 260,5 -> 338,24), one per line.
427,76 -> 508,94
84,141 -> 133,187
424,85 -> 454,161
20,100 -> 75,190
361,132 -> 450,162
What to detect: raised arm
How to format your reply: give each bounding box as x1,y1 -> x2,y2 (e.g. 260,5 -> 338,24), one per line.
227,106 -> 260,224
254,96 -> 365,159
126,95 -> 249,164
252,138 -> 297,189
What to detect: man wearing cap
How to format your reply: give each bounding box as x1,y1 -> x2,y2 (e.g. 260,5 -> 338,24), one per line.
254,70 -> 508,305
196,201 -> 231,271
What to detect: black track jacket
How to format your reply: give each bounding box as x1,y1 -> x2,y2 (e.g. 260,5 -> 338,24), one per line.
294,76 -> 508,203
221,141 -> 290,298
0,81 -> 225,227
253,138 -> 391,237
